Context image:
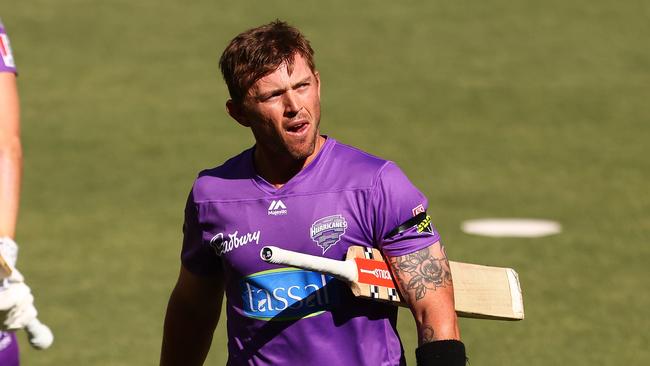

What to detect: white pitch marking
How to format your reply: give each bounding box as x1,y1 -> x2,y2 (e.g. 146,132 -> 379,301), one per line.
461,218 -> 561,238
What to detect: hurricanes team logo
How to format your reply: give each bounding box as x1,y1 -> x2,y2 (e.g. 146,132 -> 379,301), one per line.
310,215 -> 347,254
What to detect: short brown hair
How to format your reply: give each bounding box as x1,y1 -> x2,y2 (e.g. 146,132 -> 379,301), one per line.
219,20 -> 316,104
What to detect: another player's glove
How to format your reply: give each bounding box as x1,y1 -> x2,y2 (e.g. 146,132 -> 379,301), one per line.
0,237 -> 37,330
0,238 -> 54,349
0,278 -> 37,330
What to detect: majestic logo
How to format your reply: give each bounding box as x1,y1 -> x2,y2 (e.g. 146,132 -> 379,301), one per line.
241,268 -> 340,321
310,215 -> 348,254
209,230 -> 261,256
268,200 -> 287,216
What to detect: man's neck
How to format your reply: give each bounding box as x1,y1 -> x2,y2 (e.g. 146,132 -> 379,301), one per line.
253,136 -> 326,188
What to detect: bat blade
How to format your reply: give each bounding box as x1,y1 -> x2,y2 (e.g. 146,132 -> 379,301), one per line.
261,245 -> 524,321
0,255 -> 12,278
449,261 -> 524,320
347,246 -> 524,320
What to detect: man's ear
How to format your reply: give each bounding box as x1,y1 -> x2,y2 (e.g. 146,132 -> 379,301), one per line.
314,71 -> 321,99
226,99 -> 250,127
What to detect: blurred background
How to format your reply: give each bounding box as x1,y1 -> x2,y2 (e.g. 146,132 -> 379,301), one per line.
3,0 -> 649,364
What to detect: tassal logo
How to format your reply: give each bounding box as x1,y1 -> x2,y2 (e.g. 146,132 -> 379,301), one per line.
268,200 -> 287,216
240,268 -> 341,321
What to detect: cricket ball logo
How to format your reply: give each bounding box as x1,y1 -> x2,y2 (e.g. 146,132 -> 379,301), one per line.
310,215 -> 348,254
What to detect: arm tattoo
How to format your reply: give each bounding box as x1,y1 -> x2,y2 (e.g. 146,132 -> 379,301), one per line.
420,325 -> 435,343
389,246 -> 452,302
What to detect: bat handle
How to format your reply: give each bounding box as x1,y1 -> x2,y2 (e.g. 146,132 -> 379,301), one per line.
261,246 -> 358,282
25,318 -> 54,350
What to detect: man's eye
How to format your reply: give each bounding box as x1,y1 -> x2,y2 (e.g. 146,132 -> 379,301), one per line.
263,93 -> 281,101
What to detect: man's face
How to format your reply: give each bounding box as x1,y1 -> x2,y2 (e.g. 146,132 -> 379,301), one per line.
234,53 -> 321,162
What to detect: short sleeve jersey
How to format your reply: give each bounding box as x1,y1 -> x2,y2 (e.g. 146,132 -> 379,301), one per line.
0,20 -> 17,73
182,137 -> 441,366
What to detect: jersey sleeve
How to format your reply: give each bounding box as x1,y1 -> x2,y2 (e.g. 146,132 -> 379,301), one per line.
180,188 -> 220,275
0,23 -> 17,74
371,162 -> 441,257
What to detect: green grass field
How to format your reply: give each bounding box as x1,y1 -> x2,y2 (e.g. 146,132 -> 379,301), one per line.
3,0 -> 649,364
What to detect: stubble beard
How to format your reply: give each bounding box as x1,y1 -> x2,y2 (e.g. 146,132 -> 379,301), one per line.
252,101 -> 322,168
252,119 -> 318,167
286,115 -> 320,162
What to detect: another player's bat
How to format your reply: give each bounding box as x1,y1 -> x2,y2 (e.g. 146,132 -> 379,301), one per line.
260,245 -> 524,321
0,254 -> 54,349
0,255 -> 11,279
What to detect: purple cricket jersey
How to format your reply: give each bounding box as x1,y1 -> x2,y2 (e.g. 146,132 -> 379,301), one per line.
182,137 -> 441,365
0,332 -> 19,366
0,20 -> 17,74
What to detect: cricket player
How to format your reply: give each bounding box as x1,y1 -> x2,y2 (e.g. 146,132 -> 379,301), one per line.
0,19 -> 41,366
161,20 -> 466,366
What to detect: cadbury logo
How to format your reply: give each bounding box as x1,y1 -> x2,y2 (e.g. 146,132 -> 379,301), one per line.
209,230 -> 261,256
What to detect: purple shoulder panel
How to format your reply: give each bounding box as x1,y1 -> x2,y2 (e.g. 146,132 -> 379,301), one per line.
0,23 -> 17,73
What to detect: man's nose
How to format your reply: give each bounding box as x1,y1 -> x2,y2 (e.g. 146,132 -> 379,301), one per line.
283,91 -> 301,115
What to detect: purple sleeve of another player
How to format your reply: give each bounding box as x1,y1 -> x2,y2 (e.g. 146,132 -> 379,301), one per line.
180,189 -> 220,275
0,23 -> 18,73
371,162 -> 442,257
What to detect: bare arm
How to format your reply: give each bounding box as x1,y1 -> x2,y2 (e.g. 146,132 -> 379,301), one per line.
0,72 -> 22,238
387,241 -> 460,344
160,265 -> 224,366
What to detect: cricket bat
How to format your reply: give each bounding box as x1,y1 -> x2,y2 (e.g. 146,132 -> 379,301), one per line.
0,255 -> 11,279
260,245 -> 524,321
0,254 -> 54,350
